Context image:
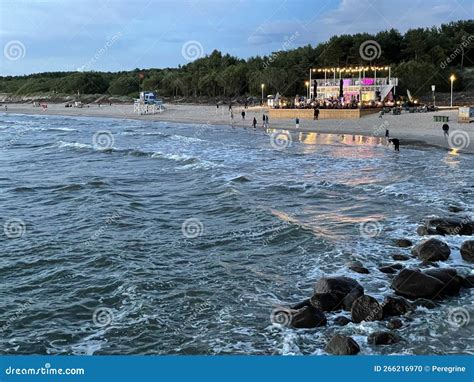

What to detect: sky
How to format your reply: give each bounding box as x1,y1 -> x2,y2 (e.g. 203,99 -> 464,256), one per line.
0,0 -> 472,75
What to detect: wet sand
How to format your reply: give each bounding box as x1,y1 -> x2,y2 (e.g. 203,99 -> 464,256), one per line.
3,103 -> 473,153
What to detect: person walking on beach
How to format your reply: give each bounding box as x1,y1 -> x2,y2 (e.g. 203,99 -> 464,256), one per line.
388,138 -> 400,151
241,110 -> 245,120
385,128 -> 390,138
230,110 -> 234,125
442,123 -> 449,137
314,108 -> 319,120
265,114 -> 269,127
262,114 -> 266,128
295,117 -> 300,129
252,117 -> 257,129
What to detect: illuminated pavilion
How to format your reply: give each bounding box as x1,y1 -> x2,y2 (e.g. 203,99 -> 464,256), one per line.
309,66 -> 398,104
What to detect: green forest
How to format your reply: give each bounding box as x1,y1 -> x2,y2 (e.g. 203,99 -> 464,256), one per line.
1,20 -> 472,99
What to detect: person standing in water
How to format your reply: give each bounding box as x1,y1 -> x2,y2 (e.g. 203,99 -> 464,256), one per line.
388,138 -> 400,151
252,117 -> 257,129
295,117 -> 300,129
241,110 -> 245,120
265,114 -> 269,127
262,114 -> 266,128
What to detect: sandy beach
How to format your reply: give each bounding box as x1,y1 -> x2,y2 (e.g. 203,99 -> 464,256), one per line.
3,103 -> 473,153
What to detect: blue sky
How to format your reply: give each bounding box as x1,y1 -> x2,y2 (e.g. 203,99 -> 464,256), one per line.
0,0 -> 472,75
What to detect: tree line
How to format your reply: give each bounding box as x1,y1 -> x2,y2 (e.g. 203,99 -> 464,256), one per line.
0,20 -> 472,99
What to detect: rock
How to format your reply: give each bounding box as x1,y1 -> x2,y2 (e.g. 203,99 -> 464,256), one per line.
379,265 -> 398,274
412,298 -> 436,309
387,318 -> 403,329
394,238 -> 412,248
416,225 -> 438,236
351,295 -> 383,323
448,205 -> 464,213
424,268 -> 462,296
411,238 -> 450,262
382,296 -> 412,317
392,254 -> 410,261
461,275 -> 474,288
334,316 -> 351,326
367,331 -> 401,345
290,299 -> 310,310
325,335 -> 360,355
290,306 -> 327,328
460,240 -> 474,263
388,263 -> 404,270
309,293 -> 341,312
314,277 -> 364,311
391,269 -> 445,300
346,261 -> 370,274
423,217 -> 474,235
434,218 -> 473,236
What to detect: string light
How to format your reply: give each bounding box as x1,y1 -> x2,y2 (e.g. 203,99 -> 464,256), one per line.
311,65 -> 390,72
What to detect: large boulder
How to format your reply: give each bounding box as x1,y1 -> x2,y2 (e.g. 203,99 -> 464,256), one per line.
351,295 -> 383,323
314,277 -> 364,311
367,331 -> 401,345
411,238 -> 450,262
391,269 -> 445,300
310,293 -> 341,312
289,306 -> 327,328
382,296 -> 412,317
424,268 -> 462,296
460,240 -> 474,263
325,335 -> 360,355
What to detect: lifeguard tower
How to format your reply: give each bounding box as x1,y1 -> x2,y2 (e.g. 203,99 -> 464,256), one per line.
134,91 -> 165,115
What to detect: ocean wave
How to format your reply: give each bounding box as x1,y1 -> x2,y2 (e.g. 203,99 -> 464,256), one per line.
57,140 -> 92,150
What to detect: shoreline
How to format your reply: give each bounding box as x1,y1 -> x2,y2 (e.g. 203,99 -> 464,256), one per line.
3,103 -> 473,153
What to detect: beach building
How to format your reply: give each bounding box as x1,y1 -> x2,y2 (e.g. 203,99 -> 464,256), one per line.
309,66 -> 398,104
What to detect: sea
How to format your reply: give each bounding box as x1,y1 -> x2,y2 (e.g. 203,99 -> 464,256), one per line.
0,113 -> 472,355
